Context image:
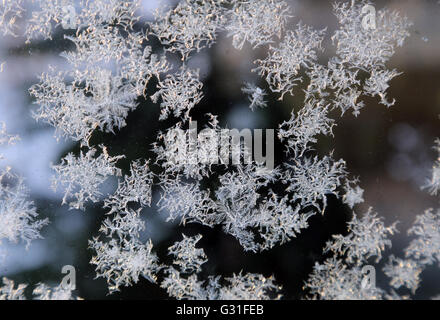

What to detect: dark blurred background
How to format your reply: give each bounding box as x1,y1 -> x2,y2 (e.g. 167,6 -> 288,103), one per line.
0,0 -> 440,299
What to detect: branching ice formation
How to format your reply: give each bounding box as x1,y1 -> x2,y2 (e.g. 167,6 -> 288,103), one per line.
2,0 -> 439,301
254,23 -> 326,100
0,277 -> 80,300
160,234 -> 281,300
150,0 -> 227,61
51,146 -> 124,211
0,123 -> 48,249
226,0 -> 291,50
241,82 -> 268,111
0,169 -> 49,248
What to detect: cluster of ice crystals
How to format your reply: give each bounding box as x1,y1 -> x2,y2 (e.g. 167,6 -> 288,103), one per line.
0,0 -> 23,37
342,180 -> 364,209
305,258 -> 385,300
104,160 -> 154,214
90,207 -> 160,294
0,122 -> 19,160
423,139 -> 440,196
257,192 -> 315,251
332,0 -> 412,69
284,155 -> 346,213
218,273 -> 281,300
161,234 -> 281,300
51,146 -> 124,211
241,82 -> 268,111
383,256 -> 422,294
167,234 -> 207,274
0,170 -> 49,248
226,0 -> 290,50
405,209 -> 440,267
158,174 -> 218,227
150,0 -> 227,60
325,208 -> 397,265
0,277 -> 80,300
151,66 -> 203,121
254,23 -> 326,100
278,98 -> 334,156
0,277 -> 27,300
2,0 -> 429,301
31,29 -> 168,144
32,282 -> 80,300
25,0 -> 141,42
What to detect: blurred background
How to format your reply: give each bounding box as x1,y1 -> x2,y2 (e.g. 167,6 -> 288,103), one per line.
0,0 -> 440,299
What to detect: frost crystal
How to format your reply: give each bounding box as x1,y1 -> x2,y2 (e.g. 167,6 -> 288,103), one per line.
32,283 -> 79,300
2,0 -> 430,301
30,67 -> 140,143
325,208 -> 397,265
305,258 -> 384,300
104,160 -> 154,215
0,0 -> 23,36
423,139 -> 440,195
257,192 -> 315,251
161,234 -> 281,300
167,234 -> 208,274
0,122 -> 19,153
305,60 -> 365,116
31,24 -> 168,144
405,209 -> 440,267
0,277 -> 80,300
364,68 -> 401,107
90,208 -> 160,293
0,277 -> 26,300
0,170 -> 49,248
342,181 -> 364,209
25,0 -> 141,42
151,67 -> 203,121
241,83 -> 267,111
284,155 -> 346,213
226,0 -> 290,50
153,116 -> 223,180
278,98 -> 334,156
383,256 -> 421,294
254,23 -> 326,99
215,164 -> 279,251
332,0 -> 412,69
26,0 -> 73,42
90,237 -> 160,293
51,146 -> 124,210
0,125 -> 47,248
150,0 -> 226,60
161,267 -> 207,300
218,273 -> 281,300
157,174 -> 218,227
80,0 -> 141,29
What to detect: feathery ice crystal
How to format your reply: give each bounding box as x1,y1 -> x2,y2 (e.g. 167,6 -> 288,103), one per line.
1,0 -> 439,301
